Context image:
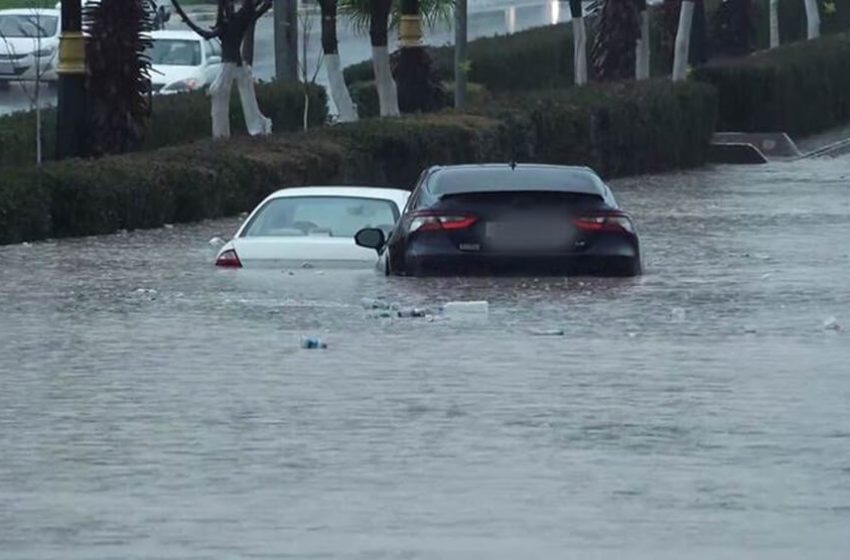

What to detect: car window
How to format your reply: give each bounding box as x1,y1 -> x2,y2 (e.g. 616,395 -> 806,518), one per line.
0,14 -> 58,38
242,196 -> 400,238
146,39 -> 202,66
208,39 -> 222,58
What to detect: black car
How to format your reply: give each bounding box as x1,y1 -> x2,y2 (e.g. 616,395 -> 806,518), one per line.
354,163 -> 642,277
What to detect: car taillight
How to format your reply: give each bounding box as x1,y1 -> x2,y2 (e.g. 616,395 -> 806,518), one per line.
407,211 -> 478,233
574,211 -> 636,234
215,249 -> 242,268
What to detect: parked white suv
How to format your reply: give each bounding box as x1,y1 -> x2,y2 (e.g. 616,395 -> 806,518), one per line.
0,9 -> 61,85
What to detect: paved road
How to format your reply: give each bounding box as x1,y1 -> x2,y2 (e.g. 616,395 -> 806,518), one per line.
0,0 -> 568,116
2,155 -> 849,558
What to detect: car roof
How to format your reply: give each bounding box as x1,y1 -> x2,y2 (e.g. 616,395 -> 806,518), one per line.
0,9 -> 60,16
426,164 -> 607,197
149,30 -> 206,41
265,186 -> 410,206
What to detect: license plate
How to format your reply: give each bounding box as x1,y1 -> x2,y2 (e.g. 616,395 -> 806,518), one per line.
0,63 -> 15,75
485,221 -> 571,249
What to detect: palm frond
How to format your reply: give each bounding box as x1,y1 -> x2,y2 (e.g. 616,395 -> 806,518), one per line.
340,0 -> 457,34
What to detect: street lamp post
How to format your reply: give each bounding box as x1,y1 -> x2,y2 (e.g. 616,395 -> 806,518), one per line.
56,0 -> 88,159
274,0 -> 298,81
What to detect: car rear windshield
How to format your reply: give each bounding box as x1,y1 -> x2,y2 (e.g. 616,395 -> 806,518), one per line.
0,15 -> 58,38
430,167 -> 603,197
242,196 -> 399,238
147,39 -> 201,66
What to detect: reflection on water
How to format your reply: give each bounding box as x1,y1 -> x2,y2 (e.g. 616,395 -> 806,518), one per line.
1,158 -> 850,557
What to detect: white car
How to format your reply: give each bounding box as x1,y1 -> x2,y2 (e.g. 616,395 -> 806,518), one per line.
215,187 -> 411,269
147,30 -> 222,94
0,9 -> 60,84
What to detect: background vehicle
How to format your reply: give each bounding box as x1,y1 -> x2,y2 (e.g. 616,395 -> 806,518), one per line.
0,9 -> 60,85
55,0 -> 171,30
215,187 -> 410,269
355,164 -> 642,277
147,30 -> 222,94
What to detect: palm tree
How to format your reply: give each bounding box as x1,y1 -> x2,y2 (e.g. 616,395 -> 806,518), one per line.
672,0 -> 694,81
394,0 -> 449,112
340,0 -> 454,116
341,0 -> 399,116
319,0 -> 358,122
591,0 -> 641,81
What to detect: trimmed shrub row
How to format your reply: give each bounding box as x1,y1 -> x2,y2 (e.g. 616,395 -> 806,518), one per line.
0,81 -> 328,169
0,80 -> 717,244
692,32 -> 850,136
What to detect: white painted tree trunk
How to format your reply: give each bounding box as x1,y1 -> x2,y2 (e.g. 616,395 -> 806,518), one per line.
804,0 -> 821,39
209,63 -> 272,139
372,45 -> 400,117
672,1 -> 694,82
325,53 -> 358,123
769,0 -> 780,48
635,10 -> 651,80
572,15 -> 587,85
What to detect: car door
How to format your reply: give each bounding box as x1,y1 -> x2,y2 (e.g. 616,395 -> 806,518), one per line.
202,39 -> 222,85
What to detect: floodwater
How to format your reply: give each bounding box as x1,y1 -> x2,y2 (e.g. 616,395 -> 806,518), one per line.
1,157 -> 849,558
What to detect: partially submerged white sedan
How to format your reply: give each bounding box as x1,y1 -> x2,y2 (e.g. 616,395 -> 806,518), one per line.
215,187 -> 410,269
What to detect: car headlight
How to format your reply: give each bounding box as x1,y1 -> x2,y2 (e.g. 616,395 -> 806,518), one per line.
163,78 -> 201,92
34,47 -> 56,58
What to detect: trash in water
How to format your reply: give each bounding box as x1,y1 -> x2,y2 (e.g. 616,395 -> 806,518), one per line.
823,317 -> 842,331
442,301 -> 490,320
21,241 -> 31,247
368,310 -> 394,319
209,236 -> 225,246
670,307 -> 687,322
744,325 -> 758,334
361,298 -> 393,310
530,328 -> 564,336
300,337 -> 328,349
301,262 -> 314,269
164,224 -> 174,229
397,308 -> 428,318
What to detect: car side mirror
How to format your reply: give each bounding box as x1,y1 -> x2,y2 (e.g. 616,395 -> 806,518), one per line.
207,56 -> 221,65
354,228 -> 386,252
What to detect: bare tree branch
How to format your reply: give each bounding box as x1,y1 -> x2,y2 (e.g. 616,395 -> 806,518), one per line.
255,0 -> 273,21
170,0 -> 220,39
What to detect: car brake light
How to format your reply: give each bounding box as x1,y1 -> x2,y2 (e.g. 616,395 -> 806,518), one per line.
215,249 -> 242,268
407,211 -> 478,233
574,211 -> 636,234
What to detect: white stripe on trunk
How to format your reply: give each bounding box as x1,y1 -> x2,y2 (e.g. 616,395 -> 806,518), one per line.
635,10 -> 650,80
769,0 -> 780,48
804,0 -> 821,39
325,53 -> 358,123
572,15 -> 587,86
672,0 -> 694,82
209,63 -> 272,139
371,45 -> 400,117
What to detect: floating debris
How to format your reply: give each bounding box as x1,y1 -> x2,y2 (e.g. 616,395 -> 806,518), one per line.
208,237 -> 226,246
823,317 -> 842,331
530,328 -> 565,336
300,337 -> 328,349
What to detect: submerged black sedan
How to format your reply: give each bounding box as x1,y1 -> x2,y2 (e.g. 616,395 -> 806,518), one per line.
354,164 -> 642,277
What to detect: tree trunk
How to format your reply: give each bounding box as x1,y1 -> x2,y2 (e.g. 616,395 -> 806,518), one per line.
635,1 -> 650,80
804,0 -> 820,39
672,0 -> 694,82
769,0 -> 779,48
454,0 -> 468,107
369,0 -> 399,117
242,21 -> 256,66
570,0 -> 587,85
320,0 -> 357,122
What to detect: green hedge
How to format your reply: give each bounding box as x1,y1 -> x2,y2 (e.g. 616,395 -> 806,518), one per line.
0,81 -> 327,168
0,80 -> 716,244
692,32 -> 850,136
